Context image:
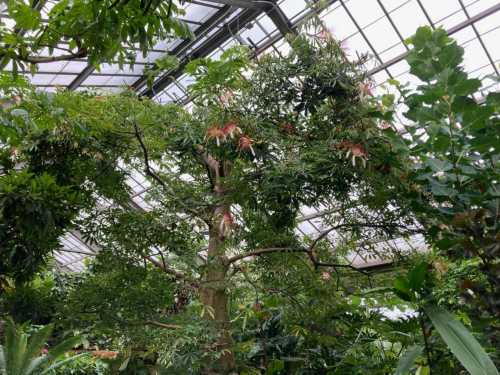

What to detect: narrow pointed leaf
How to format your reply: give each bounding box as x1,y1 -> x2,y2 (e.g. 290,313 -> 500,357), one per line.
0,345 -> 5,370
23,324 -> 53,370
47,335 -> 82,359
395,344 -> 423,375
39,353 -> 89,374
424,305 -> 498,375
11,328 -> 28,375
25,356 -> 48,375
4,319 -> 18,374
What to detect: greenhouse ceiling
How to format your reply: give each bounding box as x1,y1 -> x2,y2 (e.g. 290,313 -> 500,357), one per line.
2,0 -> 499,271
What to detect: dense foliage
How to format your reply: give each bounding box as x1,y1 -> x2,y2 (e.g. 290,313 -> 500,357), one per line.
398,27 -> 500,319
0,0 -> 191,73
0,21 -> 498,374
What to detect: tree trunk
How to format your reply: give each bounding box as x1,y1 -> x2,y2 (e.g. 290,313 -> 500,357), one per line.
199,204 -> 235,374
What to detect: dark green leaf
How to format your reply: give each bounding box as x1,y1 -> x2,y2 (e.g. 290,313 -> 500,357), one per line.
395,345 -> 423,375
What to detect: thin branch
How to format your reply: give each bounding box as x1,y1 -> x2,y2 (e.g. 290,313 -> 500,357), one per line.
308,226 -> 338,252
165,0 -> 173,18
108,0 -> 122,9
314,261 -> 370,276
144,255 -> 198,287
227,249 -> 371,277
133,122 -> 168,190
226,247 -> 307,264
32,44 -> 76,54
226,222 -> 400,280
145,320 -> 182,329
17,48 -> 87,64
194,145 -> 215,190
419,309 -> 434,374
133,122 -> 210,226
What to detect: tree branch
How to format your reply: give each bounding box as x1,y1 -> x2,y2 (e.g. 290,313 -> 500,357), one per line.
314,261 -> 370,276
226,222 -> 401,279
17,48 -> 87,64
133,122 -> 169,190
194,145 -> 215,190
145,320 -> 182,329
144,255 -> 199,287
227,247 -> 307,264
133,122 -> 210,226
308,226 -> 338,252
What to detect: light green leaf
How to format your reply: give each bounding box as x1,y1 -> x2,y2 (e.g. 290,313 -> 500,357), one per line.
47,335 -> 82,359
118,355 -> 131,371
426,158 -> 453,172
23,324 -> 53,368
8,2 -> 41,30
39,353 -> 89,374
424,305 -> 498,375
0,345 -> 5,370
350,295 -> 361,307
416,366 -> 430,375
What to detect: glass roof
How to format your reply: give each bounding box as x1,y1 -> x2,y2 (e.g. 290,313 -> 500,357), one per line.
5,0 -> 497,270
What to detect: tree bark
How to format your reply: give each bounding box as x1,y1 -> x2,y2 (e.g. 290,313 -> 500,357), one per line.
199,161 -> 236,373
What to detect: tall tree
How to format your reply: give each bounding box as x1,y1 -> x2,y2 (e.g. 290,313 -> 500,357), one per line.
46,35 -> 412,372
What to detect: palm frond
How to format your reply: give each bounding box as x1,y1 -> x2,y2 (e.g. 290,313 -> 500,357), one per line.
22,325 -> 53,373
0,345 -> 6,371
46,336 -> 82,360
24,356 -> 47,375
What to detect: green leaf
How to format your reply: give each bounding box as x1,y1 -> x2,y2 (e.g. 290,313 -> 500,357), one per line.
47,335 -> 82,359
430,181 -> 456,197
410,26 -> 433,49
416,366 -> 430,375
39,353 -> 89,374
426,158 -> 453,172
361,286 -> 393,295
25,356 -> 49,375
394,276 -> 412,301
3,33 -> 18,44
439,43 -> 464,70
424,305 -> 499,375
266,359 -> 285,374
395,345 -> 423,375
8,1 -> 41,30
350,295 -> 361,307
452,78 -> 481,96
408,262 -> 427,292
10,108 -> 29,119
486,92 -> 500,108
382,94 -> 395,107
23,324 -> 53,370
0,346 -> 5,370
6,318 -> 28,375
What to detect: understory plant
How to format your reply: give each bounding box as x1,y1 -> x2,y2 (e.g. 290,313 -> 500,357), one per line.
0,318 -> 83,375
